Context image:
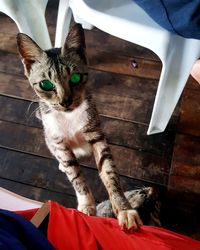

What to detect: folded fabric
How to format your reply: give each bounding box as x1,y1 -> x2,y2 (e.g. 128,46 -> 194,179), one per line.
0,209 -> 55,250
47,201 -> 200,250
15,201 -> 200,250
134,0 -> 200,39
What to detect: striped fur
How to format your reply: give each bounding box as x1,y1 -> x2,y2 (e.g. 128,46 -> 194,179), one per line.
17,24 -> 142,230
97,187 -> 162,227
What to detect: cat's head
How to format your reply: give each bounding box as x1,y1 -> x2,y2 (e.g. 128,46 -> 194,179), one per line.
17,24 -> 88,112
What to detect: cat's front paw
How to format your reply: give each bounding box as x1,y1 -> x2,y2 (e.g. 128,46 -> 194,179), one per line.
78,204 -> 96,216
117,209 -> 143,231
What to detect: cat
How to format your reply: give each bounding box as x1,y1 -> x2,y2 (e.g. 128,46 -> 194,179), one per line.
97,186 -> 161,227
17,24 -> 142,230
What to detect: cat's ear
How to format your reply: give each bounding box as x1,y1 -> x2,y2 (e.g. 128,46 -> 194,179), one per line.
62,24 -> 86,57
17,33 -> 45,74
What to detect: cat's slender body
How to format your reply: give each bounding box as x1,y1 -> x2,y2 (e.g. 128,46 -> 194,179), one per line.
17,24 -> 142,230
39,96 -> 99,215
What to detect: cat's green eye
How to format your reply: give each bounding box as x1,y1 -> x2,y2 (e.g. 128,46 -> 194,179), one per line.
69,73 -> 82,86
40,80 -> 54,91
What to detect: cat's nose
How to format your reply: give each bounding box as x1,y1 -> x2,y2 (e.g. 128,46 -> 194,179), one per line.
60,97 -> 72,107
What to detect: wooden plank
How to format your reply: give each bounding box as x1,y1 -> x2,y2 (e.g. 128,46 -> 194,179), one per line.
169,175 -> 200,194
0,149 -> 89,198
0,120 -> 170,184
87,48 -> 161,79
81,143 -> 170,184
88,70 -> 158,100
45,0 -> 59,26
0,1 -> 57,53
94,92 -> 153,123
0,14 -> 19,54
0,67 -> 179,127
0,147 -> 76,196
0,14 -> 19,35
0,13 -> 162,80
0,54 -> 158,100
169,134 -> 200,194
101,116 -> 175,156
0,120 -> 49,156
85,28 -> 160,61
0,147 -> 162,203
172,135 -> 200,175
0,95 -> 41,128
0,52 -> 23,75
0,72 -> 33,100
0,72 -> 153,123
178,88 -> 200,136
0,178 -> 77,208
186,75 -> 200,91
0,30 -> 161,80
89,70 -> 158,124
0,35 -> 161,80
0,94 -> 175,185
0,69 -> 156,124
86,91 -> 177,128
162,189 -> 200,239
0,47 -> 161,86
0,95 -> 175,157
0,33 -> 18,54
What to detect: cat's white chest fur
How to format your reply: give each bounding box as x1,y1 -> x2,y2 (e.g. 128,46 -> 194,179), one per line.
42,101 -> 92,158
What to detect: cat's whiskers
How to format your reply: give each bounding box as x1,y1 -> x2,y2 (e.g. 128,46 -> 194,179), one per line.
28,106 -> 40,119
25,95 -> 40,120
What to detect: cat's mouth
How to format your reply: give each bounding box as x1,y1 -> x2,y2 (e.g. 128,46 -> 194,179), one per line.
54,105 -> 74,112
53,97 -> 82,112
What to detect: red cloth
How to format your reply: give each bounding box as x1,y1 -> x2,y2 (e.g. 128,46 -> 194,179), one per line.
16,208 -> 38,221
17,201 -> 200,250
47,201 -> 200,250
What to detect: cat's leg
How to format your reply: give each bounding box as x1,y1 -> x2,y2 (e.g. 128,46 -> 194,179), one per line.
83,131 -> 143,230
58,163 -> 96,216
47,137 -> 96,215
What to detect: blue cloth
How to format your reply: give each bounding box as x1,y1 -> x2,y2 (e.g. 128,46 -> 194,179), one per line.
134,0 -> 200,39
0,209 -> 55,250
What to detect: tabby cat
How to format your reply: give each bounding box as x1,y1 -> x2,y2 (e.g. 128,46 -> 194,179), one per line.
97,187 -> 161,227
17,24 -> 142,230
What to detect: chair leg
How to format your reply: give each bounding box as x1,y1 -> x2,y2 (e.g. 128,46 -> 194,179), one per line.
0,0 -> 51,50
147,38 -> 200,135
73,14 -> 94,30
55,0 -> 72,47
55,0 -> 94,48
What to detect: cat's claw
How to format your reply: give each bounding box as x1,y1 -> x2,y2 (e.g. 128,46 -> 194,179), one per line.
78,204 -> 96,216
58,164 -> 67,173
117,209 -> 143,231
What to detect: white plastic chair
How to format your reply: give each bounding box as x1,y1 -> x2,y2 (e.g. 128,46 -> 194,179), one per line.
0,0 -> 52,50
55,0 -> 200,135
